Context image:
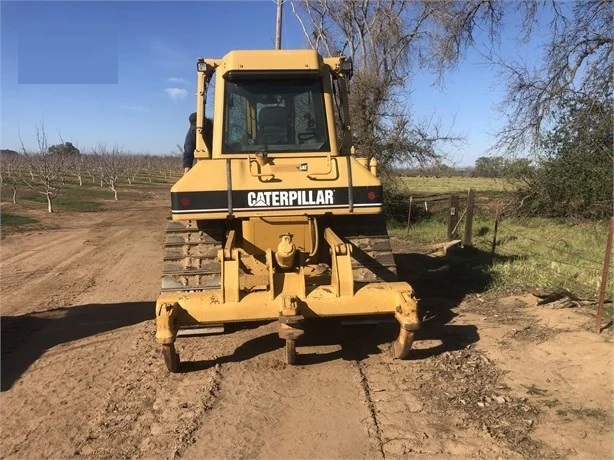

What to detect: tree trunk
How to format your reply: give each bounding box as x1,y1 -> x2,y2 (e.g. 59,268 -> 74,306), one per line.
78,174 -> 83,186
110,180 -> 118,201
46,194 -> 53,213
12,186 -> 16,204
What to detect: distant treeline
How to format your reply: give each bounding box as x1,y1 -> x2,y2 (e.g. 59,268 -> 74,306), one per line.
394,157 -> 533,179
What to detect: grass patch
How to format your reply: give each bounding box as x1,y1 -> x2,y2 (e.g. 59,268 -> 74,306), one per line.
398,176 -> 520,194
0,211 -> 37,227
63,185 -> 115,199
139,177 -> 173,185
16,181 -> 154,210
393,211 -> 613,300
389,217 -> 450,245
64,185 -> 147,202
22,194 -> 102,212
482,217 -> 609,299
57,198 -> 103,212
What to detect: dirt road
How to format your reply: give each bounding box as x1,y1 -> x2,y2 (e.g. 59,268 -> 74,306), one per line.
1,196 -> 612,459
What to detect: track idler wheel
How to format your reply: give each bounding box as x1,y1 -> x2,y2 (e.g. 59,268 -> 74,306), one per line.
391,327 -> 415,360
162,343 -> 180,373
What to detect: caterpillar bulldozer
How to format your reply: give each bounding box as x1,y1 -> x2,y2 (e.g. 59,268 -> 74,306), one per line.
155,49 -> 420,372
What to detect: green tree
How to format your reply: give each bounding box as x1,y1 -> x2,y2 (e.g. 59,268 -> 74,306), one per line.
474,156 -> 533,179
48,142 -> 80,156
518,95 -> 613,219
501,158 -> 533,180
474,156 -> 505,178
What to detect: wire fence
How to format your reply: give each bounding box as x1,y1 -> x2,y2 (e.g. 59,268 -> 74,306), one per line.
398,189 -> 613,302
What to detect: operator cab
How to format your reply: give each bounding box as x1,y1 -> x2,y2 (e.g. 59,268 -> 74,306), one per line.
222,73 -> 330,154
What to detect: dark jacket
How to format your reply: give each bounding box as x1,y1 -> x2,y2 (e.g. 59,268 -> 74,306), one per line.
183,113 -> 213,169
183,124 -> 196,169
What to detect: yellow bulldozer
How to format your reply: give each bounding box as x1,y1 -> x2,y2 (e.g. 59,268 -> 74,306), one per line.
155,49 -> 420,372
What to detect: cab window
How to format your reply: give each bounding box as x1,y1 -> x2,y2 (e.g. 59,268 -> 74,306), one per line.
223,78 -> 329,153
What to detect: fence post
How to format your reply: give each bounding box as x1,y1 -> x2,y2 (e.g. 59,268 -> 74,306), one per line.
406,196 -> 413,233
596,216 -> 614,333
447,194 -> 460,240
490,206 -> 500,264
463,188 -> 475,247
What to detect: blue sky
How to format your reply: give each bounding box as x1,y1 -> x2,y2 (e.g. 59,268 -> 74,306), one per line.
1,0 -> 539,166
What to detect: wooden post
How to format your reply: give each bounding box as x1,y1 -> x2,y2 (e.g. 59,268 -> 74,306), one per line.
490,206 -> 500,264
596,216 -> 614,333
463,188 -> 475,247
406,196 -> 413,233
447,194 -> 459,241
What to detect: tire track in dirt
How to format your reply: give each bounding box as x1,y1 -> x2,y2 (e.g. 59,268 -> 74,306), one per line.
73,322 -> 224,460
178,322 -> 383,460
0,228 -> 95,308
0,326 -> 136,458
0,223 -> 148,316
3,199 -> 164,285
358,353 -> 524,458
1,201 -> 170,458
354,359 -> 386,458
336,321 -> 542,459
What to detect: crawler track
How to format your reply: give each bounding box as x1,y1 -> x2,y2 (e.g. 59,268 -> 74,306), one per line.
330,214 -> 399,284
161,220 -> 224,293
161,214 -> 398,295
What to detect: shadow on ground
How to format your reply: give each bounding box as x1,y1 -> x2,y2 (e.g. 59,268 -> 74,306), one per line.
2,247 -> 517,380
1,302 -> 154,391
177,246 -> 511,371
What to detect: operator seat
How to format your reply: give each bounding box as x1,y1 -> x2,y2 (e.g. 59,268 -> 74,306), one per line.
258,106 -> 289,145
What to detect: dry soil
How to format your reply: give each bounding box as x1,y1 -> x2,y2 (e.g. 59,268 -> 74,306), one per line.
1,192 -> 612,459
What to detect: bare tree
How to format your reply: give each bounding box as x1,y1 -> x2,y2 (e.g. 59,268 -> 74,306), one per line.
95,145 -> 124,200
93,144 -> 125,201
69,153 -> 88,187
495,1 -> 612,153
407,0 -> 613,154
122,154 -> 138,186
293,0 -> 613,159
19,124 -> 68,213
291,0 -> 465,171
142,155 -> 156,183
0,155 -> 22,204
